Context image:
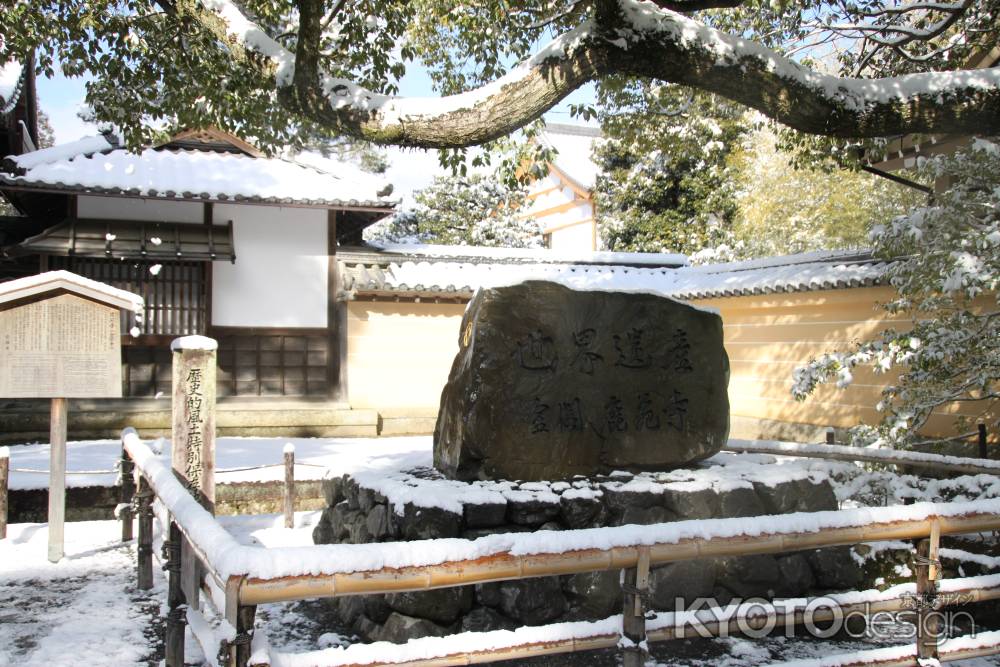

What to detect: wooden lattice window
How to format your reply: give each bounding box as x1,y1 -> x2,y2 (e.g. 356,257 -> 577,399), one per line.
49,257 -> 208,336
121,345 -> 173,398
216,331 -> 330,398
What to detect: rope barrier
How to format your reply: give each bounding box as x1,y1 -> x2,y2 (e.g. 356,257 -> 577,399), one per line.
12,468 -> 117,475
215,461 -> 326,473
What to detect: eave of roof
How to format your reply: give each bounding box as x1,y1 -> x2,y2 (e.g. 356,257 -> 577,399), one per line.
2,134 -> 397,211
0,179 -> 395,211
337,249 -> 889,301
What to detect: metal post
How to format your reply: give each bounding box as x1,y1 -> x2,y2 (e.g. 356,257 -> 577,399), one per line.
136,474 -> 154,590
120,443 -> 135,542
48,397 -> 67,562
164,521 -> 187,667
622,546 -> 651,667
283,443 -> 295,529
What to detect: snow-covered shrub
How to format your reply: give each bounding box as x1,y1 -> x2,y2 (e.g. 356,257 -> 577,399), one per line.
793,140 -> 1000,448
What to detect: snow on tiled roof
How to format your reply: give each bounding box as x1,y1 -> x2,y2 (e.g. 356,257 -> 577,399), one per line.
2,136 -> 396,209
367,242 -> 688,267
539,123 -> 601,191
339,248 -> 888,300
8,133 -> 119,170
0,60 -> 24,114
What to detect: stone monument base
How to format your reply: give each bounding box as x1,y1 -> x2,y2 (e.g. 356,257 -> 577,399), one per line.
312,456 -> 862,644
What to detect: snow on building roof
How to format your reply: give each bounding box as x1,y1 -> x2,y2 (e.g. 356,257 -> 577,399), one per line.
0,270 -> 144,312
539,123 -> 602,192
0,60 -> 24,115
338,247 -> 888,300
366,241 -> 687,267
2,135 -> 396,209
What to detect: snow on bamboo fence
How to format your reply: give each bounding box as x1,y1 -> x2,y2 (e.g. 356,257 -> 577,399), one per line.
119,428 -> 1000,667
724,439 -> 1000,476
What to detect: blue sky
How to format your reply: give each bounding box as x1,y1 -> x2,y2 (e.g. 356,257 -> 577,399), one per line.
36,62 -> 597,207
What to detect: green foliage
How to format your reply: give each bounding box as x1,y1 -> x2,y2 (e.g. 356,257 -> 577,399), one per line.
4,0 -> 997,166
366,174 -> 542,248
727,123 -> 921,257
793,141 -> 1000,446
594,82 -> 749,255
3,0 -> 415,150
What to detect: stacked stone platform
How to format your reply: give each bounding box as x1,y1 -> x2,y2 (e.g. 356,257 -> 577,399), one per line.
312,454 -> 863,643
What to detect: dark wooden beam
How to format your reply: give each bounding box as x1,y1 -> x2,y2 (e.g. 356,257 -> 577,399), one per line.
328,210 -> 348,402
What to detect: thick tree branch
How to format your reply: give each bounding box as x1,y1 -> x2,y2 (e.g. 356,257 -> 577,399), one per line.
181,0 -> 1000,148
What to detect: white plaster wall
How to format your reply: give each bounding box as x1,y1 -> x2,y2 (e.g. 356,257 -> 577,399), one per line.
529,186 -> 575,213
78,196 -> 204,223
211,204 -> 328,328
526,174 -> 562,197
540,203 -> 592,229
549,220 -> 596,252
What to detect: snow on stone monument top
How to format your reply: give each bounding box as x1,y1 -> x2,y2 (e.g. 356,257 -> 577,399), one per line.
0,270 -> 144,312
171,335 -> 219,352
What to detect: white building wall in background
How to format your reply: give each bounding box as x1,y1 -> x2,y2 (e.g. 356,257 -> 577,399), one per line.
549,220 -> 595,252
211,204 -> 327,328
78,196 -> 203,223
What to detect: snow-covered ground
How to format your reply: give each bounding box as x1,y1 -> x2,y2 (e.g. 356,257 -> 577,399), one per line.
5,435 -> 1000,666
0,520 -> 164,667
6,435 -> 432,490
5,513 -> 1000,667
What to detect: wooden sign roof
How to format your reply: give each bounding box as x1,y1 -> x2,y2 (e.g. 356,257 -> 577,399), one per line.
0,270 -> 144,312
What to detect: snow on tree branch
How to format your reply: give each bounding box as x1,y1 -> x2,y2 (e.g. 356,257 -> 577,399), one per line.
794,141 -> 1000,448
181,0 -> 1000,148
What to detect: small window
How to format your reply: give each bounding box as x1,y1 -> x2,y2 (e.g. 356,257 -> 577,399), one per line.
49,257 -> 208,336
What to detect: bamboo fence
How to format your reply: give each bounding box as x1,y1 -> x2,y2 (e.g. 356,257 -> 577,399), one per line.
119,430 -> 1000,667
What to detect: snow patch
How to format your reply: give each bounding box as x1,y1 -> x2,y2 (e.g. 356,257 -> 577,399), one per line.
171,335 -> 219,352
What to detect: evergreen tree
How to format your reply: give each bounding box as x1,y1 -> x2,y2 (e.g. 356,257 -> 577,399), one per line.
367,175 -> 542,248
594,86 -> 748,255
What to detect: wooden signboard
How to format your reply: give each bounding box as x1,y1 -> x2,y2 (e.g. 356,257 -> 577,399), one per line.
0,293 -> 122,398
0,271 -> 141,562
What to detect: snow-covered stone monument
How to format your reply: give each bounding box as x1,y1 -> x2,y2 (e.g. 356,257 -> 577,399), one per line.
434,281 -> 730,480
314,281 -> 857,644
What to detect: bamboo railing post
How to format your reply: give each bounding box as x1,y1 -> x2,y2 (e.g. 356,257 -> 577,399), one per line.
979,422 -> 988,459
283,443 -> 295,529
136,474 -> 154,590
622,546 -> 651,667
164,520 -> 187,667
915,536 -> 941,662
826,427 -> 835,445
224,576 -> 255,667
0,446 -> 9,540
120,442 -> 135,542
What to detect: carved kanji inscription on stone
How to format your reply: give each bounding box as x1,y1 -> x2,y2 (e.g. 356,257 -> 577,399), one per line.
434,281 -> 730,481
